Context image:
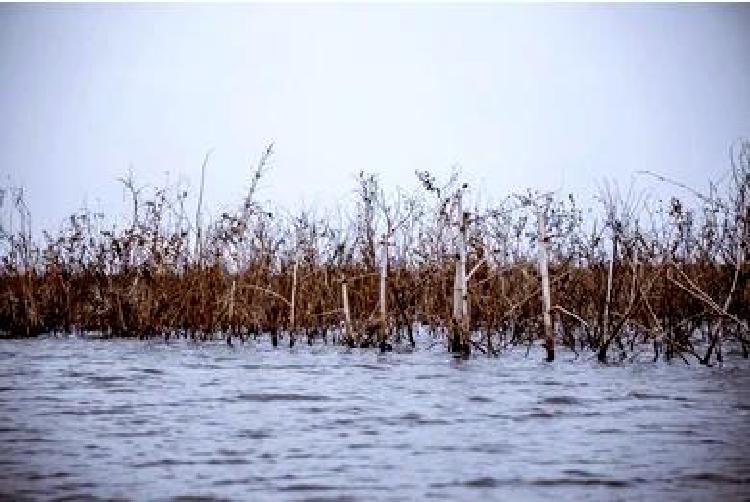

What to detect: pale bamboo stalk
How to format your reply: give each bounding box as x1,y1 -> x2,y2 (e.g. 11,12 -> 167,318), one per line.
598,244 -> 640,362
290,257 -> 299,328
194,150 -> 212,262
631,247 -> 639,302
452,191 -> 469,352
379,237 -> 388,344
341,279 -> 353,344
228,279 -> 236,324
603,234 -> 617,341
537,208 -> 554,361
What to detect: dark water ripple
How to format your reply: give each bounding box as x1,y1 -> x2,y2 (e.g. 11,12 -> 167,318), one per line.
1,336 -> 749,501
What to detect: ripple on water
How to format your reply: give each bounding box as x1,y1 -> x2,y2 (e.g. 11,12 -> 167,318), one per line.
528,477 -> 637,487
628,391 -> 689,401
236,428 -> 272,439
0,337 -> 749,501
677,472 -> 750,485
235,393 -> 331,402
393,412 -> 449,426
468,395 -> 493,403
538,395 -> 583,405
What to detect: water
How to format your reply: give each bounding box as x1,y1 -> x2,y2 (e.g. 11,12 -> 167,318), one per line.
1,335 -> 749,501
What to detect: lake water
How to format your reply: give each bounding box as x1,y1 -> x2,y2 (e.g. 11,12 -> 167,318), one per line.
1,335 -> 749,501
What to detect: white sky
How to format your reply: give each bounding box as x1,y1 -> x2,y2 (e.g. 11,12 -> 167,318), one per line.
1,3 -> 748,235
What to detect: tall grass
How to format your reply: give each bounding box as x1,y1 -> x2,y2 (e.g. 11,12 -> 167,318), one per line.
1,141 -> 748,364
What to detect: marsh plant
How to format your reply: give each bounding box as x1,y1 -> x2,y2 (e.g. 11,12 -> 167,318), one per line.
1,140 -> 748,365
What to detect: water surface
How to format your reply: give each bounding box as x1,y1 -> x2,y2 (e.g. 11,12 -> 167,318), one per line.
1,336 -> 749,501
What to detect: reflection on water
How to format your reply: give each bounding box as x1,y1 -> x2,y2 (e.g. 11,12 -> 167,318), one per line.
1,335 -> 749,501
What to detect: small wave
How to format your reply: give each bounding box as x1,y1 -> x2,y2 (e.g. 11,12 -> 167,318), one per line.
539,396 -> 581,405
463,476 -> 502,488
133,368 -> 164,375
396,412 -> 449,425
211,476 -> 266,487
278,483 -> 337,492
332,418 -> 355,426
414,373 -> 448,380
529,477 -> 636,487
429,477 -> 511,489
53,406 -> 133,417
698,438 -> 725,444
628,391 -> 688,401
100,430 -> 160,438
25,471 -> 72,481
513,409 -> 563,420
347,443 -> 373,450
300,406 -> 330,414
593,428 -> 623,434
467,443 -> 510,454
678,472 -> 750,484
3,437 -> 56,444
204,458 -> 252,465
236,393 -> 330,402
540,380 -> 564,386
236,428 -> 271,439
61,371 -> 94,378
468,396 -> 493,403
133,459 -> 197,468
353,363 -> 388,371
183,363 -> 226,370
290,496 -> 359,502
51,480 -> 98,491
170,496 -> 234,502
561,469 -> 597,477
86,375 -> 127,387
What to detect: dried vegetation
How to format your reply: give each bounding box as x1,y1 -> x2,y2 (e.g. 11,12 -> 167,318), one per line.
1,141 -> 748,364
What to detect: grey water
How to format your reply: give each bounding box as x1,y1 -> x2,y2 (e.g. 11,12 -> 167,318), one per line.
1,335 -> 749,501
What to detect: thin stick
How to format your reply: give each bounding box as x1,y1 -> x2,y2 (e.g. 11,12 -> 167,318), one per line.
537,207 -> 554,361
194,149 -> 213,262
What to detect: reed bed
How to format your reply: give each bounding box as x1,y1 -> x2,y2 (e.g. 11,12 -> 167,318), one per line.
1,141 -> 748,365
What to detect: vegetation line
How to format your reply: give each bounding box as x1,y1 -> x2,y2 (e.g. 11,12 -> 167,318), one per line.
0,140 -> 748,365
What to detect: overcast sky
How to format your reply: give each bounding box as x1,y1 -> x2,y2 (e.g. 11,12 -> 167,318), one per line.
1,3 -> 748,235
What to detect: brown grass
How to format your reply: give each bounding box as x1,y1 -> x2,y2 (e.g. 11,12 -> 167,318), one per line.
1,141 -> 748,365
